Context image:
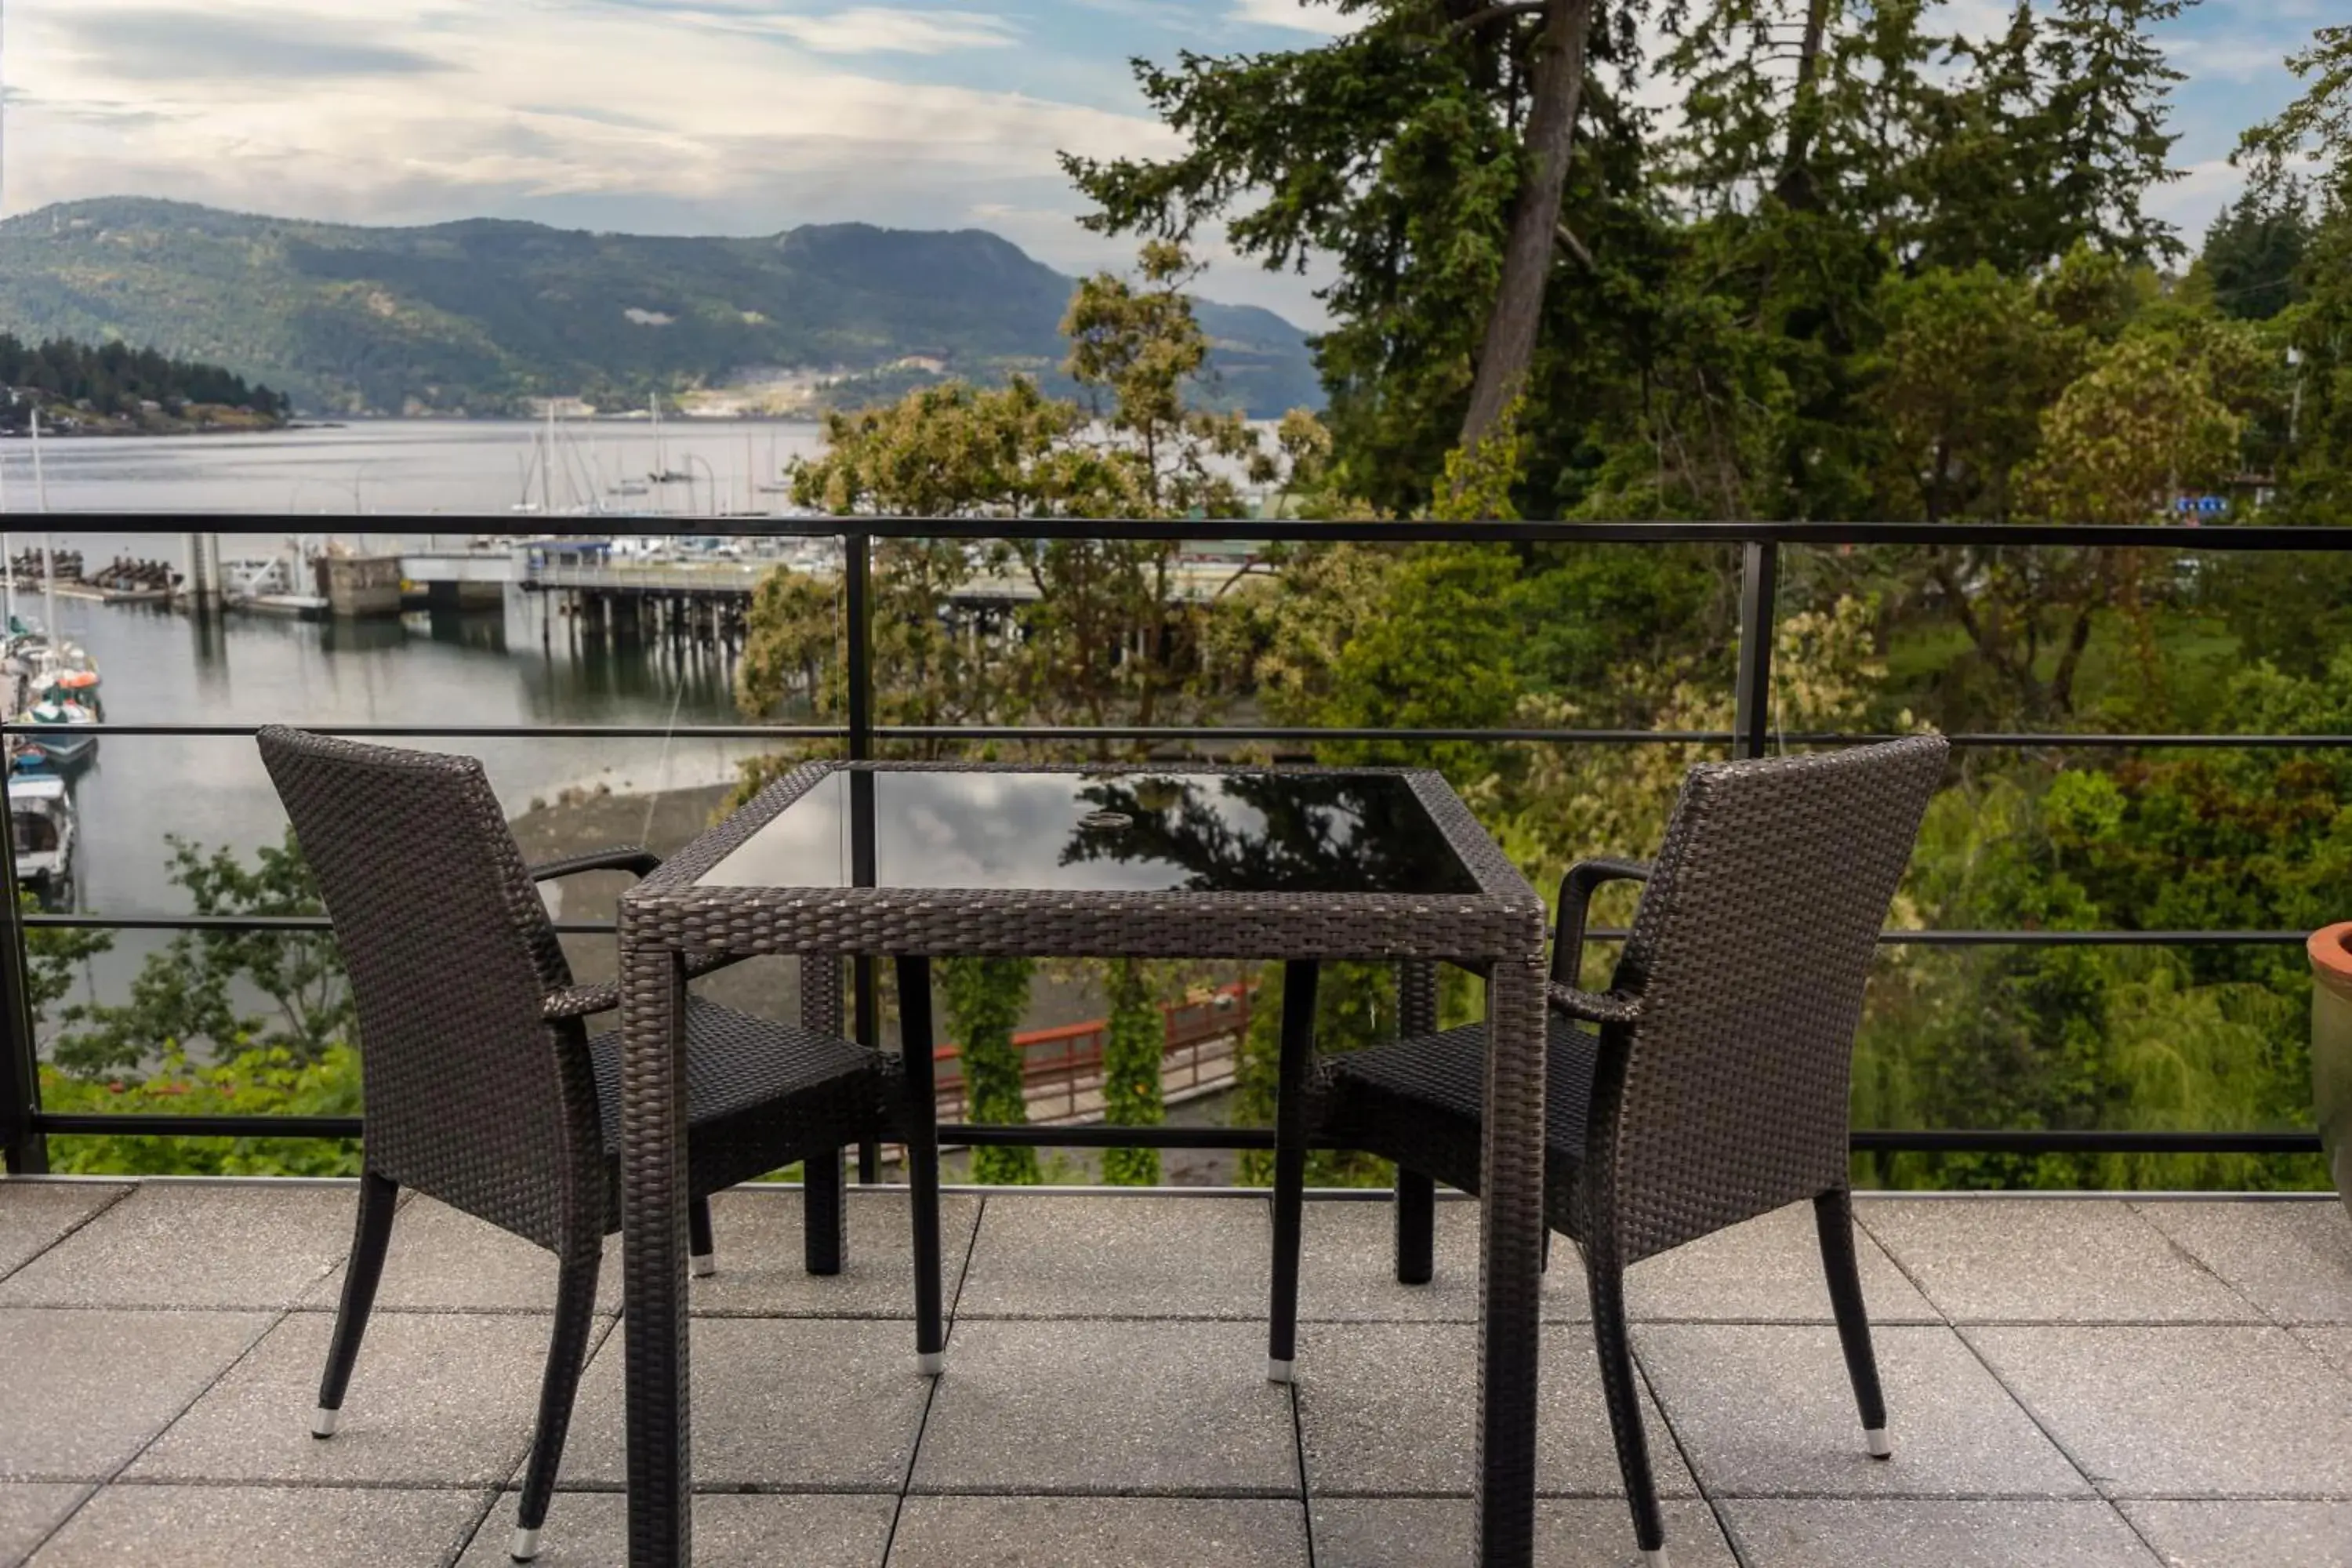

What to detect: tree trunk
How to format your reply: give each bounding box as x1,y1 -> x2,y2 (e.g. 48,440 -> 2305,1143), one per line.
1774,0 -> 1835,210
1458,0 -> 1595,452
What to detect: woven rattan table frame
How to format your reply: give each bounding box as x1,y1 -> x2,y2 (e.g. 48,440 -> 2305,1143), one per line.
617,760 -> 1550,1567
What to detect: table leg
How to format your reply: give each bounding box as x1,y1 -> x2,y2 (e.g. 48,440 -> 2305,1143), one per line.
622,945 -> 692,1568
1267,959 -> 1318,1384
1474,956 -> 1547,1568
896,956 -> 947,1375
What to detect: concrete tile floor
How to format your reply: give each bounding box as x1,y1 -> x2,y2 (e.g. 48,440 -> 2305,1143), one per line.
0,1180 -> 2346,1567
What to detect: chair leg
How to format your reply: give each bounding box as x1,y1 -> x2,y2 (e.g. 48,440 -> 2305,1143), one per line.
688,1195 -> 716,1279
313,1169 -> 397,1438
804,1145 -> 847,1277
1393,1167 -> 1435,1285
510,1245 -> 603,1562
1588,1250 -> 1669,1566
1815,1188 -> 1891,1457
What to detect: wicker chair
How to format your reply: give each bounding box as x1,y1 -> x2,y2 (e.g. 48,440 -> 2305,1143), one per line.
257,728 -> 903,1563
1303,735 -> 1948,1568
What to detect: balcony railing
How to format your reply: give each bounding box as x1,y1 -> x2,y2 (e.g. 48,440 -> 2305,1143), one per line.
2,514 -> 2343,1174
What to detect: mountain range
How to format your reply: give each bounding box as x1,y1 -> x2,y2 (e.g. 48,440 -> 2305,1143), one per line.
0,198 -> 1323,420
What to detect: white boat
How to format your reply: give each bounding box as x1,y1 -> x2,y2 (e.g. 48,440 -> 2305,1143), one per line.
9,772 -> 75,900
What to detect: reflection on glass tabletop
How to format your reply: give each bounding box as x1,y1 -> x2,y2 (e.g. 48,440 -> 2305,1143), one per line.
695,769 -> 1479,895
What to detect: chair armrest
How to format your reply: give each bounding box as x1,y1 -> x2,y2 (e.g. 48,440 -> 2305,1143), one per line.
542,953 -> 746,1022
1546,980 -> 1642,1026
528,845 -> 662,882
1552,857 -> 1652,989
545,982 -> 619,1021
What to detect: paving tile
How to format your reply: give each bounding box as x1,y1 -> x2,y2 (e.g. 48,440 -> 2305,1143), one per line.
1857,1200 -> 2256,1323
0,1185 -> 354,1310
1294,1322 -> 1697,1498
889,1496 -> 1307,1567
301,1196 -> 619,1316
563,1317 -> 927,1490
688,1188 -> 981,1318
1636,1323 -> 2091,1498
1628,1201 -> 1938,1324
129,1311 -> 581,1486
2297,1325 -> 2352,1381
27,1484 -> 487,1567
0,1309 -> 272,1483
1966,1326 -> 2352,1498
2136,1201 -> 2352,1324
954,1195 -> 1269,1319
2122,1500 -> 2352,1566
459,1490 -> 895,1567
1310,1497 -> 1735,1568
911,1319 -> 1298,1496
1294,1200 -> 1590,1323
0,1185 -> 127,1284
1721,1499 -> 2158,1567
0,1484 -> 89,1564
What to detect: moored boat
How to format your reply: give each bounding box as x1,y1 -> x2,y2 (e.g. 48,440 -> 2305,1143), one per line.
15,696 -> 100,770
9,771 -> 75,902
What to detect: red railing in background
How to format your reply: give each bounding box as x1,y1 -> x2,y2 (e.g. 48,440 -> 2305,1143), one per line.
930,980 -> 1254,1125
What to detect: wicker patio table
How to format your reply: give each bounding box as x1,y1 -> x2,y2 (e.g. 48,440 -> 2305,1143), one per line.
616,760 -> 1550,1566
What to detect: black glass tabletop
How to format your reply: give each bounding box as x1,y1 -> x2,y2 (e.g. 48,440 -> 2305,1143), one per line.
696,768 -> 1479,895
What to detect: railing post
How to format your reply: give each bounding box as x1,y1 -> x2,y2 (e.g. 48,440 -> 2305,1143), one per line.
1732,538 -> 1780,761
0,768 -> 49,1174
844,529 -> 882,1184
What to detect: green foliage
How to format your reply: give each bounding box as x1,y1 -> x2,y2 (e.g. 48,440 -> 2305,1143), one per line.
0,199 -> 1319,418
1100,959 -> 1163,1186
38,1045 -> 362,1177
48,830 -> 351,1078
938,957 -> 1041,1185
2198,178 -> 2312,321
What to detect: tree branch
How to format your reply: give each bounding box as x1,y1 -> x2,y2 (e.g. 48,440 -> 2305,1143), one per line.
1552,221 -> 1595,269
1454,0 -> 1547,31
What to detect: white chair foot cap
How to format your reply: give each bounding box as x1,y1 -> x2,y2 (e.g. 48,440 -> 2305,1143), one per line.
310,1406 -> 339,1439
1266,1356 -> 1294,1385
916,1350 -> 946,1377
1865,1426 -> 1893,1459
689,1253 -> 716,1279
1639,1549 -> 1670,1567
509,1525 -> 542,1562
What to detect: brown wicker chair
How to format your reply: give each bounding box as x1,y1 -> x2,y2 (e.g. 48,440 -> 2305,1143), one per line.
1301,735 -> 1948,1568
258,728 -> 903,1563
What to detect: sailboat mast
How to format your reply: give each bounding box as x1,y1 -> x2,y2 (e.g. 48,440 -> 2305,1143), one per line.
1,425 -> 14,626
31,407 -> 54,641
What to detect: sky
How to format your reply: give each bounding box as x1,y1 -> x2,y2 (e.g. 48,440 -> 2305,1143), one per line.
0,0 -> 2327,329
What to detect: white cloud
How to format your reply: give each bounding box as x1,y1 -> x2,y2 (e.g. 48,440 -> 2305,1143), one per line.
2146,156 -> 2247,240
1229,0 -> 1356,37
2162,34 -> 2297,85
4,0 -> 1172,225
763,8 -> 1020,56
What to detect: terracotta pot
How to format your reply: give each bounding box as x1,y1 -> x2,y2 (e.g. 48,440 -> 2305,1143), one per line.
2308,922 -> 2352,1218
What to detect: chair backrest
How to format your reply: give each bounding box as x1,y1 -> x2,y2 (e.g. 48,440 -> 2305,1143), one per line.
1592,735 -> 1947,1261
258,727 -> 602,1249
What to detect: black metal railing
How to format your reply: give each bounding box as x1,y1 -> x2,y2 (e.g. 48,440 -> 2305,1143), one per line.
0,514 -> 2339,1174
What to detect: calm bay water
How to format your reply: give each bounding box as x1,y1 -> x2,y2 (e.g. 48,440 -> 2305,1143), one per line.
5,417 -> 826,517
0,419 -> 833,927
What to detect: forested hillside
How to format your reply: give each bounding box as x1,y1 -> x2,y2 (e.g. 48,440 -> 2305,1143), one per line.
0,199 -> 1320,419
